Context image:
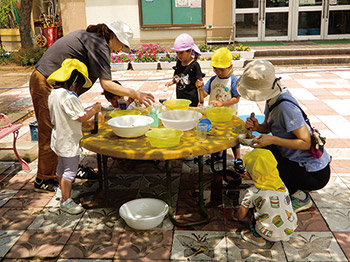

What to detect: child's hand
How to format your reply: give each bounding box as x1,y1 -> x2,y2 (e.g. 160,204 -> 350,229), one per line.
210,100 -> 223,107
165,81 -> 173,87
197,102 -> 204,107
92,102 -> 101,113
195,79 -> 204,89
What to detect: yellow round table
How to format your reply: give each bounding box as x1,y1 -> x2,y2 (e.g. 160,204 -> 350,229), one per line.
80,116 -> 246,227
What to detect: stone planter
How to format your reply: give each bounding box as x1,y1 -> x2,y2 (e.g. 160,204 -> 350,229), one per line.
232,59 -> 246,68
198,60 -> 212,69
0,28 -> 20,51
111,62 -> 129,71
132,62 -> 159,71
159,61 -> 176,70
231,50 -> 256,59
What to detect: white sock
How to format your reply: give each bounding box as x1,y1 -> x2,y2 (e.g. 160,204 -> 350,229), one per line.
292,191 -> 306,200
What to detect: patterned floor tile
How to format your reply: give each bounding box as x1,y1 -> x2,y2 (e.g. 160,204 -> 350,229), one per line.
318,208 -> 350,232
60,230 -> 122,259
5,229 -> 72,259
295,206 -> 329,232
0,208 -> 40,230
115,230 -> 172,260
227,232 -> 287,261
283,232 -> 348,261
76,208 -> 124,231
0,230 -> 24,257
171,230 -> 226,261
333,232 -> 350,261
27,207 -> 84,230
0,190 -> 18,207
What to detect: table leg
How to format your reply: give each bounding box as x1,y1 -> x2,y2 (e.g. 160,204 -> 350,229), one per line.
167,156 -> 210,227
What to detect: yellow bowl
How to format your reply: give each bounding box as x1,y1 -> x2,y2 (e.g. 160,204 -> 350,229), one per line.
204,107 -> 237,122
145,128 -> 183,148
163,99 -> 191,110
109,109 -> 142,118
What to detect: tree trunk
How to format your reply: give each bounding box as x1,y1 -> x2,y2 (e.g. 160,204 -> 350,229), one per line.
19,0 -> 33,48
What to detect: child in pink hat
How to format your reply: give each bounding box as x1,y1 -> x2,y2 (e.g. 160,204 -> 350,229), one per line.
165,33 -> 205,107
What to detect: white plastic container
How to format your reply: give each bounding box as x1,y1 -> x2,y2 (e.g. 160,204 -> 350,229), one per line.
107,115 -> 154,138
158,110 -> 202,131
119,198 -> 169,230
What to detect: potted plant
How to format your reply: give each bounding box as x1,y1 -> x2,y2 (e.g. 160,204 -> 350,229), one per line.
227,44 -> 256,59
198,44 -> 217,57
132,47 -> 159,70
110,53 -> 133,71
198,56 -> 212,69
159,54 -> 177,70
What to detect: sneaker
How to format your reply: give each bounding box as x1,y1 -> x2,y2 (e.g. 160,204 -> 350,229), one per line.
205,152 -> 223,165
234,158 -> 246,174
292,194 -> 313,213
241,230 -> 266,247
60,198 -> 84,215
75,165 -> 99,181
34,178 -> 58,193
55,188 -> 81,199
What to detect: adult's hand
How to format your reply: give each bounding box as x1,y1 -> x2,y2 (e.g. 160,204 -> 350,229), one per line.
245,116 -> 259,131
251,134 -> 274,148
136,92 -> 155,107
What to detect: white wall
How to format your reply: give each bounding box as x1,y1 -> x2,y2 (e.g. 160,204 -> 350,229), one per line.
85,0 -> 206,46
85,0 -> 141,38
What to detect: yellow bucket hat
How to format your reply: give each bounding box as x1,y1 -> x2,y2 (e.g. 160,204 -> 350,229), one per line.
243,148 -> 284,191
47,58 -> 92,88
210,47 -> 233,68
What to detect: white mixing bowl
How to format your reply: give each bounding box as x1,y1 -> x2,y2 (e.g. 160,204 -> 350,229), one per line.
158,110 -> 202,131
119,198 -> 169,230
107,115 -> 154,138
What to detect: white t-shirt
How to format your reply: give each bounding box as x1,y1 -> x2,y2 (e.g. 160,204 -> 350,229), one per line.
48,88 -> 86,157
241,185 -> 298,241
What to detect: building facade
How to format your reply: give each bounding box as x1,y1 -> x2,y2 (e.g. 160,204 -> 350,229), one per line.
58,0 -> 350,46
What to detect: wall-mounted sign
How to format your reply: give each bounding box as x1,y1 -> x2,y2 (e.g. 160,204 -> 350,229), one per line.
175,0 -> 190,7
191,0 -> 201,8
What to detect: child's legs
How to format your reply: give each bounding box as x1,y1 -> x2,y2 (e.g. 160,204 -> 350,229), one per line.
232,144 -> 241,159
56,155 -> 79,201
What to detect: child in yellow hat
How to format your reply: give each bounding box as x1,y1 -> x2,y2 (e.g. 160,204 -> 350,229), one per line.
202,48 -> 243,173
235,149 -> 298,246
47,58 -> 101,215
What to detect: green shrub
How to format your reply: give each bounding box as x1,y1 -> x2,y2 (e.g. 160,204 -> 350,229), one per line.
11,46 -> 47,66
0,48 -> 12,65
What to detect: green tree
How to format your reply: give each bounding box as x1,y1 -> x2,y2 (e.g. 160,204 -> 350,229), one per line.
0,0 -> 16,28
19,0 -> 33,48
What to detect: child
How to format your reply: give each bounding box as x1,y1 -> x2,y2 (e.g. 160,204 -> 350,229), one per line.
202,47 -> 243,172
102,80 -> 135,109
47,58 -> 101,215
235,149 -> 298,246
165,33 -> 205,107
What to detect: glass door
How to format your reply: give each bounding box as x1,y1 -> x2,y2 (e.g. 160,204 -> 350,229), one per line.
326,0 -> 350,38
234,0 -> 291,41
295,0 -> 350,40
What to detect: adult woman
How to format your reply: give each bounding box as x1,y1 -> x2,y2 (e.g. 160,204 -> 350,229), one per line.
237,60 -> 331,213
30,20 -> 154,192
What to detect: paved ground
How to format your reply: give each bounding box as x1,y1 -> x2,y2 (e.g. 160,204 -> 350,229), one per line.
0,62 -> 350,261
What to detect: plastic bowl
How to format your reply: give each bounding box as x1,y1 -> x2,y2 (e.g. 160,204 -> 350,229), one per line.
145,128 -> 183,148
119,198 -> 169,230
158,110 -> 202,131
107,115 -> 154,138
238,134 -> 256,146
163,99 -> 191,110
204,107 -> 237,122
109,109 -> 141,118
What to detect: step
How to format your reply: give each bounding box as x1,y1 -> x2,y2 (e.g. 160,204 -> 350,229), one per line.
255,47 -> 350,57
245,54 -> 350,66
